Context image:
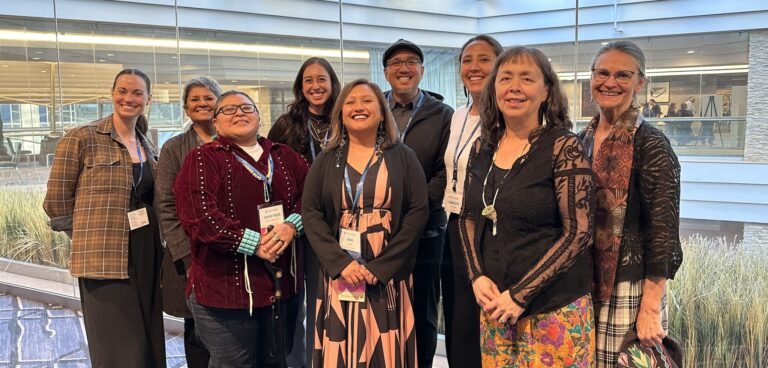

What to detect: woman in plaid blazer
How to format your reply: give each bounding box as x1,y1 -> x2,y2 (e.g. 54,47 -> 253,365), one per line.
44,69 -> 166,367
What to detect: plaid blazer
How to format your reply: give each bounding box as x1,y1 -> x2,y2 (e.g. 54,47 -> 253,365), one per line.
44,115 -> 158,279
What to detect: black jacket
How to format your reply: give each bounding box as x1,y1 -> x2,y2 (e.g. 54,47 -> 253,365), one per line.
302,142 -> 429,283
385,90 -> 453,237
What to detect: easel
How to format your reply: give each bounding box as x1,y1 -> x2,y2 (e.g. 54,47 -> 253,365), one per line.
695,95 -> 724,147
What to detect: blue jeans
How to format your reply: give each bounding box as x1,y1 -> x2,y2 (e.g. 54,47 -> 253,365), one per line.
188,291 -> 295,368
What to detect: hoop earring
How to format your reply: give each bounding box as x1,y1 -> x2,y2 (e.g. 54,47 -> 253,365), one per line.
335,126 -> 346,168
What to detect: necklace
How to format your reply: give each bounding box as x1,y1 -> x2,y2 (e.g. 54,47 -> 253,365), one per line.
309,118 -> 330,147
481,140 -> 530,236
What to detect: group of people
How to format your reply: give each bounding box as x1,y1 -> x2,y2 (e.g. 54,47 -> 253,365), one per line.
43,36 -> 683,368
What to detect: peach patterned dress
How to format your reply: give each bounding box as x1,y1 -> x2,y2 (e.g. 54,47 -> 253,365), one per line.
313,157 -> 418,368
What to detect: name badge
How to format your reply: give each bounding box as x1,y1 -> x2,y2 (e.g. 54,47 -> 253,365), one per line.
339,228 -> 362,258
127,207 -> 150,230
258,202 -> 285,235
336,278 -> 365,303
444,191 -> 463,215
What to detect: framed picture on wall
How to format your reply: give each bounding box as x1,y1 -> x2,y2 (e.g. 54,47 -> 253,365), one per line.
647,82 -> 670,103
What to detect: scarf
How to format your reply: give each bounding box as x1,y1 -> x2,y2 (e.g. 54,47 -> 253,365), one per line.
581,107 -> 641,302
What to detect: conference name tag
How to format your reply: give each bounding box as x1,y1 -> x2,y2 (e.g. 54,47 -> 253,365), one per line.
444,191 -> 463,215
258,202 -> 285,234
127,208 -> 150,230
339,228 -> 362,255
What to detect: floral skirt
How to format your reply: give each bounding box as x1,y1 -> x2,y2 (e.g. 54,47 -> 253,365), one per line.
480,294 -> 595,368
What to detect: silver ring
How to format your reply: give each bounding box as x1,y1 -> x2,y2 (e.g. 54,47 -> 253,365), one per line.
498,317 -> 506,324
272,234 -> 281,242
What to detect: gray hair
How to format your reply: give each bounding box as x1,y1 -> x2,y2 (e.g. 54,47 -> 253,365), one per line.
591,40 -> 646,78
183,76 -> 223,106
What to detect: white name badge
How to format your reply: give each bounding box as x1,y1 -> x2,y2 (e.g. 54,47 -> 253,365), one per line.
339,228 -> 362,255
258,202 -> 285,234
127,207 -> 150,230
444,191 -> 463,215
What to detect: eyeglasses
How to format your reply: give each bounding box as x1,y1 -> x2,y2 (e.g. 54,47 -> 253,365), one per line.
591,69 -> 637,84
215,104 -> 257,116
386,59 -> 421,69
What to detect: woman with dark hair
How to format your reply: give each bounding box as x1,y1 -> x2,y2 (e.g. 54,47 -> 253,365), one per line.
441,34 -> 503,366
302,79 -> 428,367
580,40 -> 682,367
268,57 -> 341,367
44,68 -> 166,367
155,76 -> 221,368
175,90 -> 309,367
459,47 -> 595,367
269,57 -> 341,162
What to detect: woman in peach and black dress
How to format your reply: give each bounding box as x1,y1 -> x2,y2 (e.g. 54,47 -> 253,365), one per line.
302,79 -> 428,367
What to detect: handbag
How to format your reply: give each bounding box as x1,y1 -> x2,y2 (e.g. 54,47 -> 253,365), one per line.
617,329 -> 683,368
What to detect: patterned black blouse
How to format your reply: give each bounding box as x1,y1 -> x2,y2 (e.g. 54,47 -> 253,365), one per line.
459,127 -> 595,317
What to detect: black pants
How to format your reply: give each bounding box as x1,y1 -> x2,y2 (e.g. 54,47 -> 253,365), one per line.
441,215 -> 481,367
412,230 -> 446,367
184,318 -> 210,368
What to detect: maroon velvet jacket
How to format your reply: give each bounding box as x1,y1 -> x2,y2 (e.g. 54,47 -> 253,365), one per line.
174,136 -> 309,309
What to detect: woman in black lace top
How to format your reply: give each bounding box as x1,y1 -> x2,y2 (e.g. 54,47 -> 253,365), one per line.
459,46 -> 595,367
579,40 -> 683,367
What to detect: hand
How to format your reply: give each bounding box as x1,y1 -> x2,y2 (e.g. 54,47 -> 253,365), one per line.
255,245 -> 278,263
471,276 -> 501,309
486,290 -> 524,325
260,223 -> 296,259
360,265 -> 378,285
636,305 -> 665,347
340,261 -> 367,287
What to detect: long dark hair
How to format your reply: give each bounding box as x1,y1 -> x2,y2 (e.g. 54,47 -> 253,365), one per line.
479,46 -> 570,145
325,79 -> 398,151
459,35 -> 504,98
275,57 -> 341,153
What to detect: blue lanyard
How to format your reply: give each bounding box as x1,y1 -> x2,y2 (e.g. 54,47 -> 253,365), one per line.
344,153 -> 377,214
235,153 -> 274,202
388,90 -> 425,140
451,104 -> 480,192
307,119 -> 330,162
132,139 -> 144,191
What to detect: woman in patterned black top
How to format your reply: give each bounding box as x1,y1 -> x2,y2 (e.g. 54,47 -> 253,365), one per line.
579,40 -> 683,367
459,47 -> 595,367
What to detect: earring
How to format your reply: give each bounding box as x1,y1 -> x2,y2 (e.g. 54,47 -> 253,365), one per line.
335,127 -> 346,168
375,122 -> 385,156
539,102 -> 548,127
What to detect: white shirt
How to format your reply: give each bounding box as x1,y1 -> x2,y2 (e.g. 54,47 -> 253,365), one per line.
442,105 -> 481,215
238,142 -> 264,162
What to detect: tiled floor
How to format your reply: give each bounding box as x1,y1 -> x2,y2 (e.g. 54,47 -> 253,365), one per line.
0,292 -> 448,367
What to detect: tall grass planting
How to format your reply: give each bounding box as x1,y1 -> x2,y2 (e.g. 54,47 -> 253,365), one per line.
669,235 -> 768,367
0,187 -> 70,268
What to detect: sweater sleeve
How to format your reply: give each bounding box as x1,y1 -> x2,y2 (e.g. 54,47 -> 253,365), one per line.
507,134 -> 595,308
154,137 -> 191,264
458,139 -> 485,282
637,127 -> 683,279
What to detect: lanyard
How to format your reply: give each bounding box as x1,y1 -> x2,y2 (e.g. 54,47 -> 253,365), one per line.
235,153 -> 274,202
451,104 -> 480,192
307,119 -> 330,161
131,139 -> 144,200
344,153 -> 377,216
388,90 -> 425,140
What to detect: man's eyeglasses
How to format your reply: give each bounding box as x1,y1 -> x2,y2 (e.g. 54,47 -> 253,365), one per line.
386,59 -> 421,69
215,104 -> 257,116
591,69 -> 637,84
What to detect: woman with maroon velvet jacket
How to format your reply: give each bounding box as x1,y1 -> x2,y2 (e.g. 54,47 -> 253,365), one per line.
174,90 -> 309,367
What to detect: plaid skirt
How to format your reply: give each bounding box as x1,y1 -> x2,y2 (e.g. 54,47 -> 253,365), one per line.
480,294 -> 595,367
595,280 -> 669,367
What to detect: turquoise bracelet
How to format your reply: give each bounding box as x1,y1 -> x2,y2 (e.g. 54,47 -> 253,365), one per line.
284,213 -> 303,237
237,228 -> 261,256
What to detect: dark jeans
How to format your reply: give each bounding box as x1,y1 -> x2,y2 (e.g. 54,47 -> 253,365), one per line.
413,230 -> 446,367
189,292 -> 297,368
184,318 -> 210,368
441,215 -> 481,367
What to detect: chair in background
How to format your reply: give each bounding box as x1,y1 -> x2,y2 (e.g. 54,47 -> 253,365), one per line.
0,140 -> 23,182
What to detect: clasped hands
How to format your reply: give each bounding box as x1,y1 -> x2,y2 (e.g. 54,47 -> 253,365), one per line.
341,261 -> 378,287
256,223 -> 296,263
472,275 -> 524,325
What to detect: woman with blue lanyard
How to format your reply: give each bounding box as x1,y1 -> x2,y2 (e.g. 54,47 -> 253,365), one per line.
44,68 -> 166,367
302,79 -> 428,367
441,34 -> 503,367
268,57 -> 341,367
175,90 -> 310,367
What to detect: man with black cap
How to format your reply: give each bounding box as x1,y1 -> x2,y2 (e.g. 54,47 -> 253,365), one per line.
382,38 -> 453,367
